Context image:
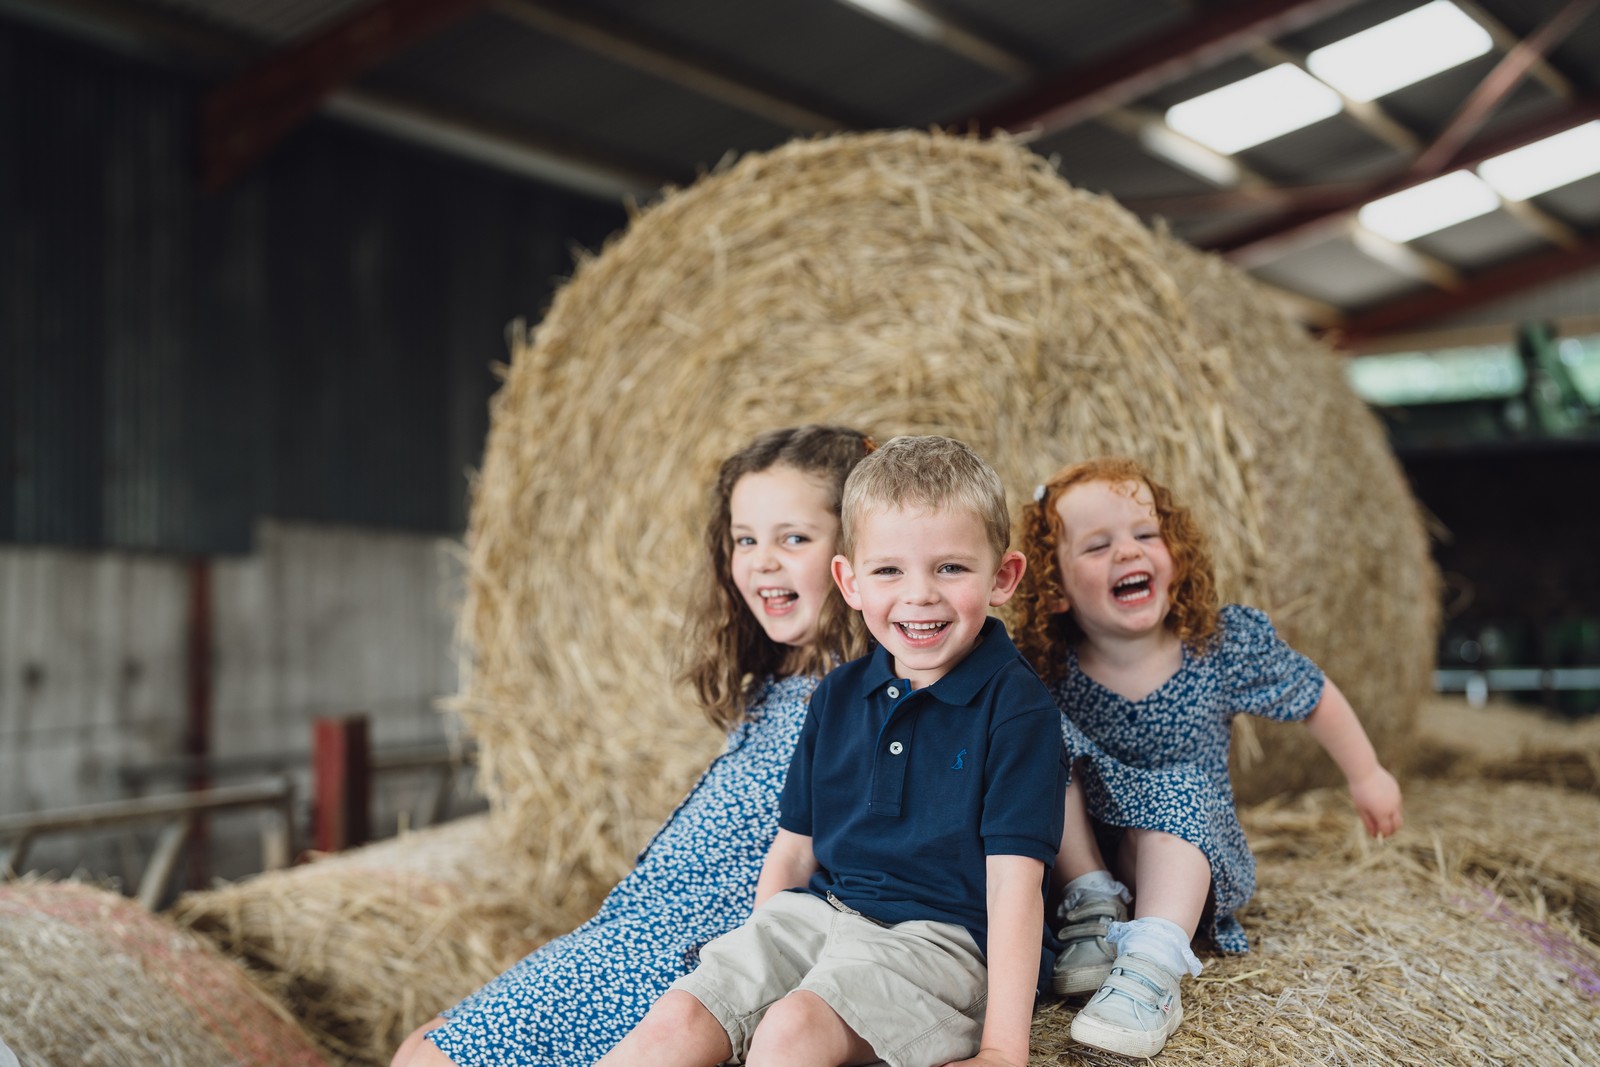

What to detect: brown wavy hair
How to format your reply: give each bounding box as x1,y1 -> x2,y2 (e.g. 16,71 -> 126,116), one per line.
682,425 -> 876,730
1014,456 -> 1219,684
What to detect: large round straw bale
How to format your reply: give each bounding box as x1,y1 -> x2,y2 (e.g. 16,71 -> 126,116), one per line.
172,814 -> 570,1067
0,879 -> 329,1067
459,129 -> 1437,904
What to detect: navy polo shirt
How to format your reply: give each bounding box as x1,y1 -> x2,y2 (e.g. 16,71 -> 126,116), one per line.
777,617 -> 1067,951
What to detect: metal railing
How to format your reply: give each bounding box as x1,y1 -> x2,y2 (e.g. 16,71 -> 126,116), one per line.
0,779 -> 295,909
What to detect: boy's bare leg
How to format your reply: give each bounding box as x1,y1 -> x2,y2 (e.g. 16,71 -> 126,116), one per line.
390,1017 -> 452,1067
746,991 -> 876,1067
594,990 -> 733,1067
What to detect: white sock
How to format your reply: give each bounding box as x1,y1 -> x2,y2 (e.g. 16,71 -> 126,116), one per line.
1061,870 -> 1131,912
1106,916 -> 1204,978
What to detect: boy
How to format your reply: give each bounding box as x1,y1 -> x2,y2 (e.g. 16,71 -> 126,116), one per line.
597,435 -> 1066,1067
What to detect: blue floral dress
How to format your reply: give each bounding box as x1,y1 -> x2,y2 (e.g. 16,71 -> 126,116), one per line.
427,674 -> 817,1066
1051,605 -> 1324,953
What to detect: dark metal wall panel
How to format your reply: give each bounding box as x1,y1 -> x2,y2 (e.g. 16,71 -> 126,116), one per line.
0,16 -> 625,552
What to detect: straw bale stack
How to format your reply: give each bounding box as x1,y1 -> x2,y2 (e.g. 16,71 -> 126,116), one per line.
0,879 -> 330,1067
1414,695 -> 1600,794
171,814 -> 573,1067
1027,778 -> 1600,1064
459,129 -> 1436,906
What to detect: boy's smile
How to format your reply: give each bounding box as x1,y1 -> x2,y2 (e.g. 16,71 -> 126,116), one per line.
833,505 -> 1024,690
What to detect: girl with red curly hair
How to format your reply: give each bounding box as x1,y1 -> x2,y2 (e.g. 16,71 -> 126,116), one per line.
1014,456 -> 1402,1059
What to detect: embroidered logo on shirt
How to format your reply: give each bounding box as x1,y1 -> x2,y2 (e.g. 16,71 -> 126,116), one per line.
951,748 -> 968,770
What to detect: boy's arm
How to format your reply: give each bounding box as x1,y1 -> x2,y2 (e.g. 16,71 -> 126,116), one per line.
753,828 -> 818,910
941,854 -> 1045,1067
1305,678 -> 1403,838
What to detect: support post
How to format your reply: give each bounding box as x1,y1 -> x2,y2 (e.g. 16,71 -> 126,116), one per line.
312,715 -> 371,852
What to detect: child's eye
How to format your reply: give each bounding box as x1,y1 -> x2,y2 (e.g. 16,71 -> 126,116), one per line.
733,535 -> 756,548
783,534 -> 809,546
1137,531 -> 1161,541
872,567 -> 901,577
938,563 -> 968,574
1085,542 -> 1109,554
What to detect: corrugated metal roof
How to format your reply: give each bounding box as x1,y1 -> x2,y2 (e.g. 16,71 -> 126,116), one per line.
8,0 -> 1600,343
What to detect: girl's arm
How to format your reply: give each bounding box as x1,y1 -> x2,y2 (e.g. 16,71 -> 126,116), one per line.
941,854 -> 1045,1067
1305,678 -> 1404,838
753,828 -> 818,910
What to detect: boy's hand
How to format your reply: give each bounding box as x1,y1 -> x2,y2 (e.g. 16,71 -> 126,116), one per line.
1348,765 -> 1403,838
940,1050 -> 1027,1067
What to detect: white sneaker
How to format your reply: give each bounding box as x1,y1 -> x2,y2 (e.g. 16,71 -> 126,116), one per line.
1069,952 -> 1183,1058
1050,895 -> 1127,995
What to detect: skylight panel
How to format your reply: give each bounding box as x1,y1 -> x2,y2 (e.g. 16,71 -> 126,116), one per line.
1478,122 -> 1600,200
1307,1 -> 1493,102
1357,171 -> 1501,242
1165,64 -> 1343,155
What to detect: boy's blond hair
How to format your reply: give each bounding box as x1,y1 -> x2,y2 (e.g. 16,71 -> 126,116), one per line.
840,435 -> 1011,560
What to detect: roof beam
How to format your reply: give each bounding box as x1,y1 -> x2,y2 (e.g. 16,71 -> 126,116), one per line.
495,0 -> 860,132
972,0 -> 1365,137
1348,224 -> 1463,291
1251,40 -> 1422,155
28,0 -> 663,200
200,0 -> 492,192
1406,0 -> 1598,180
1333,237 -> 1600,346
1208,95 -> 1600,267
832,0 -> 1034,78
1453,0 -> 1575,99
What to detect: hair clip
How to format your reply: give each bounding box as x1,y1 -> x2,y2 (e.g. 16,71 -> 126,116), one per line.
862,435 -> 878,454
1032,483 -> 1047,503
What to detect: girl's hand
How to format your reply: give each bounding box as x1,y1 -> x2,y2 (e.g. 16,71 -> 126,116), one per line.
1348,765 -> 1403,838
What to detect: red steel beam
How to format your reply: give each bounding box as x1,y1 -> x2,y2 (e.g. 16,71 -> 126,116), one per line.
1334,237 -> 1600,347
200,0 -> 490,192
313,715 -> 372,852
1406,0 -> 1599,180
1209,95 -> 1600,266
974,0 -> 1365,136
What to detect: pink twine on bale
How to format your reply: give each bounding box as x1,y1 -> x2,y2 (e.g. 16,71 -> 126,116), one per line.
1460,886 -> 1600,1002
0,884 -> 330,1067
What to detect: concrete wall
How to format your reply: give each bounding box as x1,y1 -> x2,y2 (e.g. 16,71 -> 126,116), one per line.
0,519 -> 472,893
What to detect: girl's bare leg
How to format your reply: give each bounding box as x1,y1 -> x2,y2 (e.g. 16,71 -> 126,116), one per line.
1121,828 -> 1208,936
1054,771 -> 1110,886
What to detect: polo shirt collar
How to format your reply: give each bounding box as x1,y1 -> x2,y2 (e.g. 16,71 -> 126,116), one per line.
860,616 -> 1016,706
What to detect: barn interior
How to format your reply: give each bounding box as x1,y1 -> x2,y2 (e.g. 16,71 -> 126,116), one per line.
2,1 -> 1598,1065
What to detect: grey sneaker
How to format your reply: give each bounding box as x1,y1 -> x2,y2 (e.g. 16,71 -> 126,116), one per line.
1050,895 -> 1128,995
1069,952 -> 1183,1058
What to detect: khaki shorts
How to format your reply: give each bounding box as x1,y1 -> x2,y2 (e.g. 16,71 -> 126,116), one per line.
671,890 -> 988,1067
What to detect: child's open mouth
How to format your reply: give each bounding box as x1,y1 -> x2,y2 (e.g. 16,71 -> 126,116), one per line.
1113,574 -> 1153,603
758,588 -> 798,612
895,621 -> 949,643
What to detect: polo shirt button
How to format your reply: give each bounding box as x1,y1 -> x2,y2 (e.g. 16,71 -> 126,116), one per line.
886,686 -> 900,699
889,741 -> 904,755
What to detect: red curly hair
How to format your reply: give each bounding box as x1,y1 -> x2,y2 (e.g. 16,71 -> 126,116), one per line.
1014,456 -> 1220,684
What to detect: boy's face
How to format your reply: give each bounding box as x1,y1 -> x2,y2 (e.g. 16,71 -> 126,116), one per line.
833,504 -> 1025,690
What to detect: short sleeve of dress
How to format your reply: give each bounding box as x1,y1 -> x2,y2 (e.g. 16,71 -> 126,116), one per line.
1216,604 -> 1325,723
